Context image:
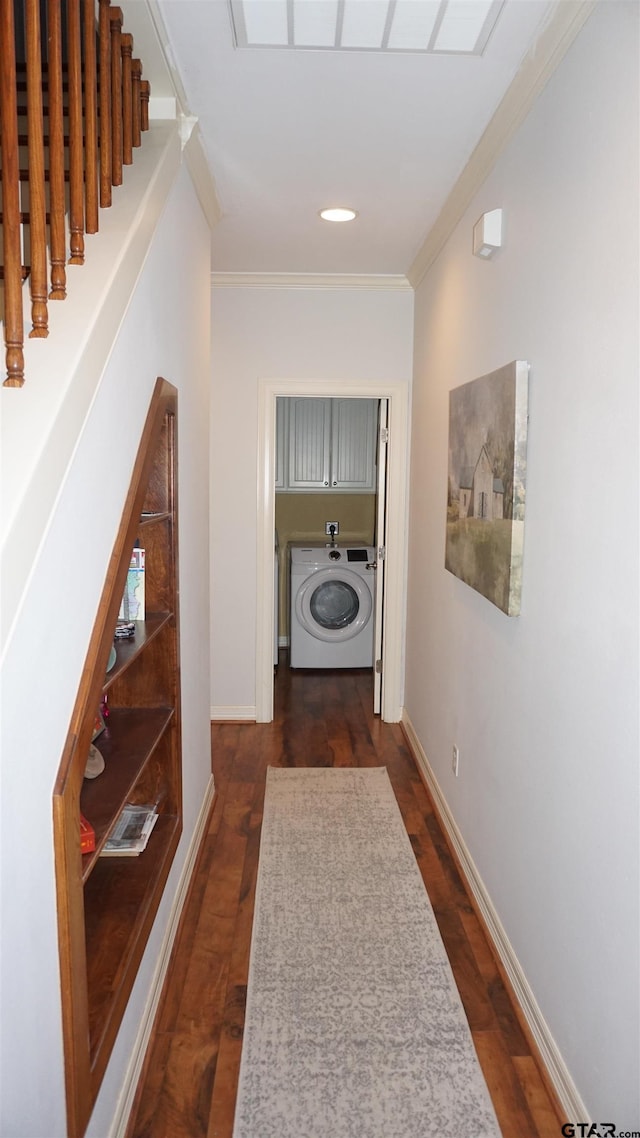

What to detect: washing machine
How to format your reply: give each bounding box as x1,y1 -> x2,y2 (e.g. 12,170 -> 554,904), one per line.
290,545 -> 376,668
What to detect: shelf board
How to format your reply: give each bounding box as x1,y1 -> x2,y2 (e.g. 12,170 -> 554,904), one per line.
83,813 -> 181,1077
104,612 -> 171,687
81,707 -> 174,877
139,511 -> 171,527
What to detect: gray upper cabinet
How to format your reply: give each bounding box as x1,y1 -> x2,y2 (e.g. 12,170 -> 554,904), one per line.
331,399 -> 378,490
277,397 -> 377,493
288,398 -> 332,488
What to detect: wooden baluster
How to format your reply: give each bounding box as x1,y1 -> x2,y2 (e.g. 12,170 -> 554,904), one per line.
25,0 -> 48,336
67,0 -> 84,263
98,0 -> 112,208
131,58 -> 142,149
110,7 -> 123,187
47,0 -> 66,299
121,31 -> 132,165
140,79 -> 150,132
0,0 -> 25,384
83,0 -> 98,234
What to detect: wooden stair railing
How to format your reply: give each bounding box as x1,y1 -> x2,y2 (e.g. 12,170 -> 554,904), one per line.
0,0 -> 150,387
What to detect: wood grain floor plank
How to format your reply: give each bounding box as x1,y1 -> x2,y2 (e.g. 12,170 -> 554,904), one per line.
512,1055 -> 565,1136
432,905 -> 498,1033
473,1029 -> 540,1138
205,984 -> 245,1138
129,785 -> 254,1136
152,800 -> 224,1035
125,1029 -> 173,1138
205,780 -> 264,1138
459,906 -> 503,987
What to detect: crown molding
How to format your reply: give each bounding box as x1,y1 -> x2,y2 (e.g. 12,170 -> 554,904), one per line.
407,0 -> 597,289
210,272 -> 413,291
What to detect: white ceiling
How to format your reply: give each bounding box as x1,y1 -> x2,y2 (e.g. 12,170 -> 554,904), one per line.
156,0 -> 557,277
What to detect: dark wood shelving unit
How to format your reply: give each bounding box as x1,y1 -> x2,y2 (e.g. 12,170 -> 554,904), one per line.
53,379 -> 182,1138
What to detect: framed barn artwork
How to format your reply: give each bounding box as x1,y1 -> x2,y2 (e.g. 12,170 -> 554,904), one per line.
445,360 -> 529,616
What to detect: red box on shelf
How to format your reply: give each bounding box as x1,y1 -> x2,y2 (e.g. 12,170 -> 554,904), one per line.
80,814 -> 95,854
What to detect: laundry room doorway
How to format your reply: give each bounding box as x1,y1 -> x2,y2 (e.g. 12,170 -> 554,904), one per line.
256,379 -> 409,723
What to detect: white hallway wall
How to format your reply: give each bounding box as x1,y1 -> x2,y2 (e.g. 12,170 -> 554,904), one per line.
405,1 -> 639,1126
0,163 -> 212,1138
210,285 -> 414,717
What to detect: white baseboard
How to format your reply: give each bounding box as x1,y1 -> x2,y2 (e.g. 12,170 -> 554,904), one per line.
109,773 -> 216,1138
211,706 -> 257,721
400,711 -> 588,1125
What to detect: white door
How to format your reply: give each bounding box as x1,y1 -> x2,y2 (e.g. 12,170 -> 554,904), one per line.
373,400 -> 388,715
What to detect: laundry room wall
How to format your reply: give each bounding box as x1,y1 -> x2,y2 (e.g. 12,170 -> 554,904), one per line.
210,284 -> 414,718
275,491 -> 376,641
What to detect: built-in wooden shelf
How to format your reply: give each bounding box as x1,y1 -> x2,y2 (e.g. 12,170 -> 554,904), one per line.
53,379 -> 181,1138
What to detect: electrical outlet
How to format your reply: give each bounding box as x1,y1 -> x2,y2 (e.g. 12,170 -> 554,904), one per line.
325,521 -> 339,536
452,745 -> 459,777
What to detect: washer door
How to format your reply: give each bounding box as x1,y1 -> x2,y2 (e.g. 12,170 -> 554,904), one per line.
295,567 -> 373,643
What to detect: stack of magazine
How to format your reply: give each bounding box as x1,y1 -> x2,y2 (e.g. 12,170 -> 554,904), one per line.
101,803 -> 158,857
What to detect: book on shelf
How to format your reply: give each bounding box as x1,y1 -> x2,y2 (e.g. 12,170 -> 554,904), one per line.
100,803 -> 158,857
118,548 -> 145,621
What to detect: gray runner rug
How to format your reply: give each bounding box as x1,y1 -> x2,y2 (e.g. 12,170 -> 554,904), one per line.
232,766 -> 502,1138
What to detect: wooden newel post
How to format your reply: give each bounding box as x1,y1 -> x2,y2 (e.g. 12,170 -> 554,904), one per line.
83,0 -> 99,235
110,7 -> 123,187
25,0 -> 48,337
131,59 -> 142,149
121,32 -> 133,165
67,0 -> 85,264
140,79 -> 150,131
99,0 -> 112,209
1,0 -> 25,384
47,0 -> 67,299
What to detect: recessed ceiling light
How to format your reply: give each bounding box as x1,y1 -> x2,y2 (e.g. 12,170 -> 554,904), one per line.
319,207 -> 358,223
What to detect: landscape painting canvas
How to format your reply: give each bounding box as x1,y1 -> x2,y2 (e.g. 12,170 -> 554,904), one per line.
446,360 -> 529,616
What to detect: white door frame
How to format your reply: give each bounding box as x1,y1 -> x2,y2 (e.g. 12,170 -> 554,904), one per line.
373,398 -> 388,715
256,378 -> 410,723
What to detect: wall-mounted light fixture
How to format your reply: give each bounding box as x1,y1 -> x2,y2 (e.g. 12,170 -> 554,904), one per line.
473,208 -> 503,259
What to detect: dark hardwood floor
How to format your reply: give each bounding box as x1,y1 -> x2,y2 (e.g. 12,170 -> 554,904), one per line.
126,659 -> 564,1138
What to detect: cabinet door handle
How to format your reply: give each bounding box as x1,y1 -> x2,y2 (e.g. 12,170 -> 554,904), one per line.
324,480 -> 329,486
332,480 -> 337,486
